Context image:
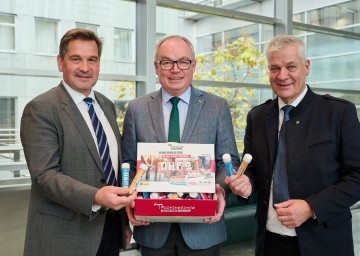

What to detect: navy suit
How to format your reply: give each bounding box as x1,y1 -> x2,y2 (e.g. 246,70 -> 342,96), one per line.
243,87 -> 360,256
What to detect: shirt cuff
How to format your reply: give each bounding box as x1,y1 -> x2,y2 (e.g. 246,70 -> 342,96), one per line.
92,204 -> 101,212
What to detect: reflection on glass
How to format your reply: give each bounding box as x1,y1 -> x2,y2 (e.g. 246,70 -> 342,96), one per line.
289,31 -> 360,91
225,24 -> 259,46
293,0 -> 360,29
114,28 -> 133,61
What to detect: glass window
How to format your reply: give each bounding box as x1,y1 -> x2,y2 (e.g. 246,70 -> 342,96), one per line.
0,97 -> 15,129
197,32 -> 223,53
225,28 -> 240,45
197,35 -> 213,53
35,18 -> 58,55
0,13 -> 15,50
306,33 -> 360,57
289,31 -> 360,91
114,28 -> 133,61
306,1 -> 360,29
293,12 -> 305,23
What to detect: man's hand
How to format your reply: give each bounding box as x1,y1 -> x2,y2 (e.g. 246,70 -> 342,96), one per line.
274,199 -> 314,228
224,173 -> 252,197
204,184 -> 225,224
93,186 -> 136,210
125,201 -> 151,226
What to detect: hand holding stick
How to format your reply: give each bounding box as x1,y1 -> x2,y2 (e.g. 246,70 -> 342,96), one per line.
236,154 -> 252,178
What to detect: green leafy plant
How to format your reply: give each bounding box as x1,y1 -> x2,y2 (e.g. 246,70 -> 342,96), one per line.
109,81 -> 135,132
194,37 -> 268,151
112,37 -> 268,151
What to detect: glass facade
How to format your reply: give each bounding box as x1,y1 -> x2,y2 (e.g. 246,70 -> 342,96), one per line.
114,28 -> 133,61
1,0 -> 360,254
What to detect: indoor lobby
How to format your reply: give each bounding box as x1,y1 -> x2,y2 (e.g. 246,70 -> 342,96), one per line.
2,0 -> 360,255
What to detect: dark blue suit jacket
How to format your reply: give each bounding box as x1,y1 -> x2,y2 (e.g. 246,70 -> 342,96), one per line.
243,86 -> 360,256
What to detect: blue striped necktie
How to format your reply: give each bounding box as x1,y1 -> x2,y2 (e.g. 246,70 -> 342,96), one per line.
273,105 -> 293,205
83,97 -> 117,186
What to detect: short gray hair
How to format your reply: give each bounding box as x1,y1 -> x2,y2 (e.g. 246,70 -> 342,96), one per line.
154,35 -> 195,61
265,35 -> 306,63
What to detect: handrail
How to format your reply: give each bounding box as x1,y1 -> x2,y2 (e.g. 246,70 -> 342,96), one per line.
0,177 -> 31,192
0,162 -> 28,171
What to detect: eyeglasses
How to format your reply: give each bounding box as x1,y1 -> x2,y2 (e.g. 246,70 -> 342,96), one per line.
155,59 -> 193,70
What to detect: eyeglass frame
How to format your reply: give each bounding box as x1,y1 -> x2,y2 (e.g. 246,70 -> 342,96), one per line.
155,59 -> 194,70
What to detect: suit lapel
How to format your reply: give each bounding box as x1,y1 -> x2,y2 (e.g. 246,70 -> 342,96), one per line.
94,92 -> 121,144
149,91 -> 167,142
265,99 -> 279,174
181,87 -> 204,143
95,92 -> 122,184
57,84 -> 104,175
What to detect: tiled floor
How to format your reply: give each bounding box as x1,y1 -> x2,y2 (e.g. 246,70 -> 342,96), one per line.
122,239 -> 255,256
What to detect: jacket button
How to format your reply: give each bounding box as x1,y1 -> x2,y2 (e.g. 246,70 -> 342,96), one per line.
100,178 -> 106,184
263,200 -> 267,206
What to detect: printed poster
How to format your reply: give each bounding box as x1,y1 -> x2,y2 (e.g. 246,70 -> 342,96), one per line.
136,142 -> 215,193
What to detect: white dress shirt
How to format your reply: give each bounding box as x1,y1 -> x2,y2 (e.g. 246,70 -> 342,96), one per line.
63,82 -> 119,211
266,86 -> 308,236
162,86 -> 191,140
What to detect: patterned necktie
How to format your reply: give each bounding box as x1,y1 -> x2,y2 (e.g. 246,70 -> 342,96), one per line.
83,97 -> 117,186
168,97 -> 180,143
273,105 -> 293,205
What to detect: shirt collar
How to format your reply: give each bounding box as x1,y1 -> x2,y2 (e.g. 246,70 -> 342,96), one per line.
62,80 -> 96,105
278,85 -> 308,110
161,86 -> 191,105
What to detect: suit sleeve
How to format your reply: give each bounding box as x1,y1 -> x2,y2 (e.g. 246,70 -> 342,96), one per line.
121,101 -> 138,181
20,99 -> 98,218
214,98 -> 240,197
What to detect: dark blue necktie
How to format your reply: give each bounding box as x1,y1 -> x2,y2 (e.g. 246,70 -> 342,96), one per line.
168,97 -> 180,143
273,105 -> 293,205
84,97 -> 117,186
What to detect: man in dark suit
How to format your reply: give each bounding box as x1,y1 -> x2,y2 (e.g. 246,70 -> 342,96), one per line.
20,29 -> 136,256
122,35 -> 240,255
226,35 -> 360,256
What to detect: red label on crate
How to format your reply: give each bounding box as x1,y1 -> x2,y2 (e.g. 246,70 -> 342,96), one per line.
135,198 -> 217,221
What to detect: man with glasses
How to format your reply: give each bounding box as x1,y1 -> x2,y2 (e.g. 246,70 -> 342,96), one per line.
122,35 -> 240,256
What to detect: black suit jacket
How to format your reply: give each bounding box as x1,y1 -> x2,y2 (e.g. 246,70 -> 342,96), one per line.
243,86 -> 360,256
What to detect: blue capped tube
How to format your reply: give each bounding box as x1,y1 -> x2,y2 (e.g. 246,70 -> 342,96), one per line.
223,153 -> 234,176
121,163 -> 130,188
